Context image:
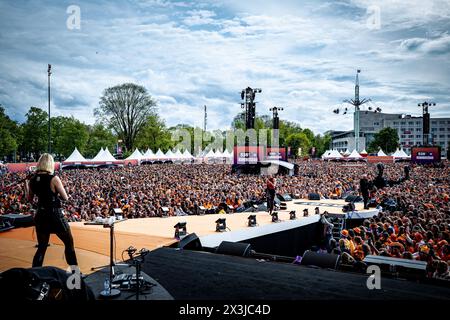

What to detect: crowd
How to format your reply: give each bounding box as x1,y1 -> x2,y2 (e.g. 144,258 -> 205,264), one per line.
0,161 -> 449,279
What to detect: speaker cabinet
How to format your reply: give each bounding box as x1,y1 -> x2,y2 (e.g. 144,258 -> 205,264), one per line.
216,241 -> 252,257
308,193 -> 320,200
300,250 -> 340,269
170,233 -> 202,251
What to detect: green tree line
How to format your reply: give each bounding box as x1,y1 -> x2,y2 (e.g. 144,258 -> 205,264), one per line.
0,83 -> 331,162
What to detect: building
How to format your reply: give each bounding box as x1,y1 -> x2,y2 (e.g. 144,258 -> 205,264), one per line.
330,111 -> 450,157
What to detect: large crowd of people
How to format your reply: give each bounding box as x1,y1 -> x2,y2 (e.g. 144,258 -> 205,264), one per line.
0,160 -> 449,279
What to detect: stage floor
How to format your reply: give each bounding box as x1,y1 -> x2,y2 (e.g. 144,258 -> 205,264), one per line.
0,199 -> 377,274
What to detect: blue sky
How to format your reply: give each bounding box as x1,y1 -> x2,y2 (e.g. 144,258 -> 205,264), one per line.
0,0 -> 449,133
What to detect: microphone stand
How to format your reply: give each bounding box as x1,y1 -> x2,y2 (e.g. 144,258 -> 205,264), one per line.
84,218 -> 127,299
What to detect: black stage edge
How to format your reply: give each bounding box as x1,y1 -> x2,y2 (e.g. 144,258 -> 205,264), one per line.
135,247 -> 450,300
238,220 -> 321,257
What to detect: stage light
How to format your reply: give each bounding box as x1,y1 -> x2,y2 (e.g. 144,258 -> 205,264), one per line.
216,218 -> 227,232
271,211 -> 280,223
248,215 -> 257,227
161,207 -> 169,217
303,208 -> 309,217
174,222 -> 187,239
289,211 -> 296,220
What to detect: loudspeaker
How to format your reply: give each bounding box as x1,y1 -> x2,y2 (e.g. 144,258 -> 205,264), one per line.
277,194 -> 293,202
0,214 -> 34,228
300,250 -> 340,269
345,195 -> 362,203
170,233 -> 202,251
308,193 -> 320,200
216,241 -> 252,257
0,266 -> 94,301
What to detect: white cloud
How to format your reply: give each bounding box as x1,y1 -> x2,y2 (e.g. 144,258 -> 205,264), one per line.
0,0 -> 449,136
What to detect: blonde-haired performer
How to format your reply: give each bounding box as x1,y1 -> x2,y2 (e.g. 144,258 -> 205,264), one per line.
25,153 -> 78,268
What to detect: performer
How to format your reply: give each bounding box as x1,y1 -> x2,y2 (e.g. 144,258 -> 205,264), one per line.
359,174 -> 370,210
25,153 -> 78,268
266,176 -> 276,215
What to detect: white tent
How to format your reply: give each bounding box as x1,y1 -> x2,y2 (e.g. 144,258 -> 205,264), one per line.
392,148 -> 410,159
101,148 -> 117,161
333,150 -> 344,159
321,150 -> 331,159
126,148 -> 143,160
182,149 -> 194,159
173,149 -> 183,159
377,149 -> 387,157
143,149 -> 154,157
165,149 -> 174,160
91,148 -> 105,161
213,150 -> 224,158
155,149 -> 165,159
343,149 -> 351,156
64,147 -> 87,163
203,149 -> 216,158
347,149 -> 363,159
222,149 -> 233,159
360,149 -> 368,155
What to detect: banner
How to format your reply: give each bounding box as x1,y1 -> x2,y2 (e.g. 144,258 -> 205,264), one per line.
411,146 -> 441,164
265,147 -> 287,161
233,146 -> 263,164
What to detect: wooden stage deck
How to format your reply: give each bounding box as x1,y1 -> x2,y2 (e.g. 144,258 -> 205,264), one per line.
0,199 -> 377,274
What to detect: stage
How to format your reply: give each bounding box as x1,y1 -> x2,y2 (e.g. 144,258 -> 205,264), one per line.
0,199 -> 378,274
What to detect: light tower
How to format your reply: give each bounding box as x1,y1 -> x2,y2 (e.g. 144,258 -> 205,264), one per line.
240,87 -> 262,130
203,105 -> 207,132
269,107 -> 284,130
333,70 -> 379,152
418,101 -> 436,146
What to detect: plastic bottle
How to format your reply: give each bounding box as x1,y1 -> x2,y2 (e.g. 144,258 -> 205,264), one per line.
104,278 -> 110,294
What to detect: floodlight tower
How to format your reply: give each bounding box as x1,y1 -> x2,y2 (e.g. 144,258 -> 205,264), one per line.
418,101 -> 436,146
269,107 -> 284,130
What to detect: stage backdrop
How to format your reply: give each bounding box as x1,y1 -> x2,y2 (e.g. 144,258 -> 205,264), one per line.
233,146 -> 264,164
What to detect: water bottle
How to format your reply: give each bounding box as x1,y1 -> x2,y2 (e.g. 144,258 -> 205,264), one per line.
104,278 -> 110,295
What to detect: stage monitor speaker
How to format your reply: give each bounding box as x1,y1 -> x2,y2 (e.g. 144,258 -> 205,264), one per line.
0,266 -> 94,301
216,241 -> 252,257
0,214 -> 34,228
345,195 -> 362,203
170,233 -> 202,251
300,250 -> 340,270
308,193 -> 320,200
363,255 -> 427,279
277,194 -> 293,202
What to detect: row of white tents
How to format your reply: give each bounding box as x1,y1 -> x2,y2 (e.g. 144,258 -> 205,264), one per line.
63,147 -> 234,166
322,148 -> 410,161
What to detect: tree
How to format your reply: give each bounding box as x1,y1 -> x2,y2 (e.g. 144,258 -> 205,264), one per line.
135,115 -> 173,152
0,106 -> 19,160
368,127 -> 399,154
95,83 -> 157,151
85,124 -> 117,158
21,107 -> 48,160
52,116 -> 89,159
286,132 -> 311,156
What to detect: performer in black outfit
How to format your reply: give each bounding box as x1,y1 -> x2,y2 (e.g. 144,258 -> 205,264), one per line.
266,177 -> 276,215
359,174 -> 370,210
26,153 -> 78,268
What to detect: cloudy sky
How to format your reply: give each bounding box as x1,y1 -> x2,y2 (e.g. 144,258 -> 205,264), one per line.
1,0 -> 449,133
